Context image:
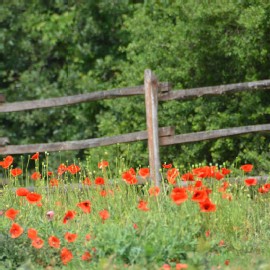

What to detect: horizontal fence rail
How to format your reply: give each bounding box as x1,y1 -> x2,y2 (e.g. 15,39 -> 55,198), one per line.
159,79 -> 270,101
160,124 -> 270,145
0,82 -> 170,113
0,127 -> 174,155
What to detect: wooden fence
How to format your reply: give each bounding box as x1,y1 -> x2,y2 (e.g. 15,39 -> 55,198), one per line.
1,69 -> 270,186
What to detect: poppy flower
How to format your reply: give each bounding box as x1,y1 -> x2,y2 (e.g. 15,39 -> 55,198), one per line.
181,172 -> 194,181
245,178 -> 257,186
162,163 -> 172,169
100,189 -> 107,197
46,211 -> 55,221
222,193 -> 233,201
63,210 -> 76,224
16,187 -> 30,197
67,164 -> 80,174
218,181 -> 229,193
205,230 -> 211,237
161,264 -> 171,270
195,180 -> 203,188
31,172 -> 41,180
122,171 -> 138,185
10,168 -> 22,177
26,192 -> 42,204
61,247 -> 73,265
9,223 -> 24,238
240,164 -> 253,172
5,208 -> 19,220
32,237 -> 44,249
48,235 -> 61,248
99,209 -> 110,221
264,183 -> 270,191
199,198 -> 216,212
214,171 -> 224,181
95,177 -> 105,185
133,223 -> 139,230
0,155 -> 14,169
191,190 -> 208,203
81,251 -> 92,261
137,200 -> 149,211
28,228 -> 38,240
138,168 -> 150,179
221,168 -> 231,175
49,178 -> 59,187
193,166 -> 217,178
176,263 -> 188,270
82,177 -> 91,186
47,171 -> 53,176
85,234 -> 91,241
148,186 -> 160,196
64,232 -> 78,243
128,168 -> 136,175
31,152 -> 39,160
258,186 -> 268,193
167,168 -> 179,184
170,187 -> 188,205
98,160 -> 109,169
58,164 -> 67,175
77,200 -> 91,213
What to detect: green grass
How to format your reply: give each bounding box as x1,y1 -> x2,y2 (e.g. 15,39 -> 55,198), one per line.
1,155 -> 270,269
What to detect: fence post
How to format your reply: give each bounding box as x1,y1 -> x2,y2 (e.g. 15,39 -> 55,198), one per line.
144,69 -> 162,187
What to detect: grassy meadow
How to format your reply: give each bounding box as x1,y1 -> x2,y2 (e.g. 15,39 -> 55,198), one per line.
1,153 -> 270,270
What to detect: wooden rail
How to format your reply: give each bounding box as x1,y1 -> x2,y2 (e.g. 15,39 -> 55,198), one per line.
0,127 -> 174,155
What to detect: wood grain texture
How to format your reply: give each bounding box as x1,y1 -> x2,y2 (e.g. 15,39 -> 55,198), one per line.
144,69 -> 162,187
160,124 -> 270,145
159,79 -> 270,101
0,126 -> 174,155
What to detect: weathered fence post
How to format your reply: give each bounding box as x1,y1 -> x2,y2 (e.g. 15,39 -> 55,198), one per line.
144,69 -> 162,187
0,94 -> 5,103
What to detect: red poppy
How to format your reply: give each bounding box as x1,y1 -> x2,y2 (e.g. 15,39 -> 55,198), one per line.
191,190 -> 208,203
98,160 -> 109,169
48,236 -> 61,248
16,187 -> 30,197
264,183 -> 270,191
85,234 -> 91,241
192,166 -> 216,178
214,171 -> 224,181
224,260 -> 230,266
205,230 -> 210,237
32,237 -> 44,249
28,228 -> 38,240
63,210 -> 76,224
199,198 -> 216,212
181,172 -> 194,181
82,177 -> 91,186
222,193 -> 233,201
138,168 -> 150,179
170,187 -> 188,205
122,171 -> 138,185
31,152 -> 39,160
10,168 -> 22,177
49,178 -> 59,187
218,181 -> 229,192
240,164 -> 253,172
99,209 -> 110,221
9,223 -> 24,238
128,168 -> 136,175
100,189 -> 107,197
162,163 -> 172,169
167,168 -> 179,184
61,247 -> 73,265
176,263 -> 188,270
67,164 -> 80,174
47,171 -> 53,176
137,200 -> 149,211
64,232 -> 77,243
58,164 -> 67,175
221,168 -> 231,175
245,178 -> 257,186
95,177 -> 105,185
148,186 -> 160,196
258,186 -> 268,193
31,172 -> 41,180
5,208 -> 19,220
133,223 -> 139,230
81,251 -> 92,261
0,155 -> 14,169
195,180 -> 203,188
161,264 -> 171,270
26,192 -> 42,204
77,200 -> 91,213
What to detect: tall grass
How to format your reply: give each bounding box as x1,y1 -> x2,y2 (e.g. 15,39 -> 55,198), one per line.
1,154 -> 270,269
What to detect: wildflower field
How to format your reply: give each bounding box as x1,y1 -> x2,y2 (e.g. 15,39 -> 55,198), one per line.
1,153 -> 270,270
